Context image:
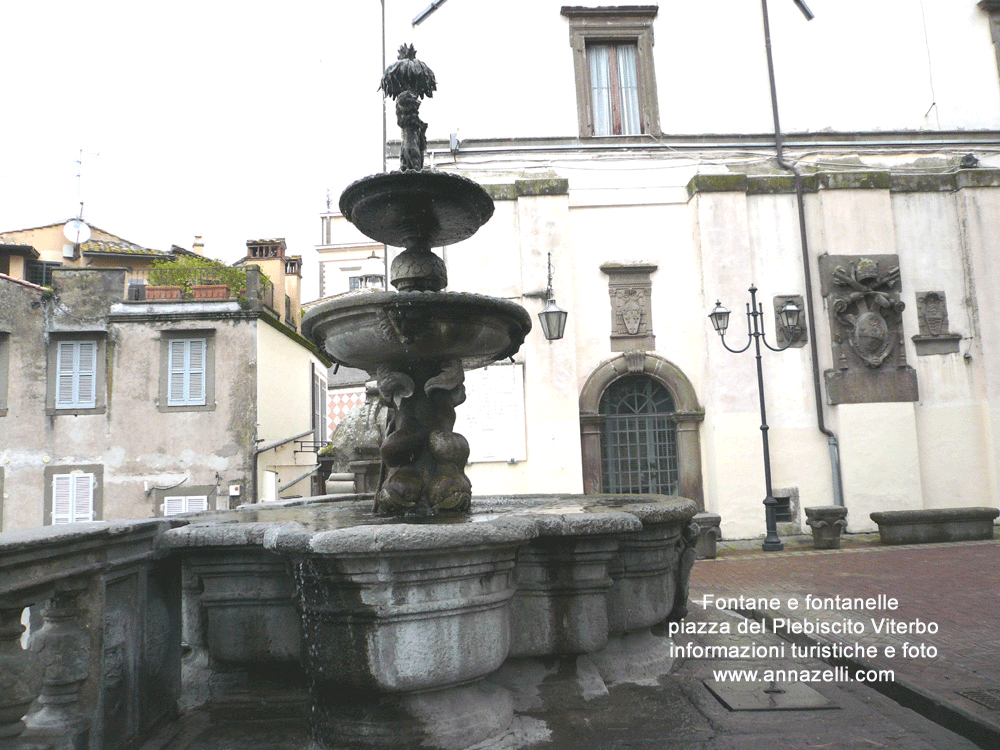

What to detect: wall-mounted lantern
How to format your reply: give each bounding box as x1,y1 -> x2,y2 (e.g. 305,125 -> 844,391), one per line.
537,250 -> 568,341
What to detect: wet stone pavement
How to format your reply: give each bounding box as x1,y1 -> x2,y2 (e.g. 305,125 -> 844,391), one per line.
142,534 -> 996,750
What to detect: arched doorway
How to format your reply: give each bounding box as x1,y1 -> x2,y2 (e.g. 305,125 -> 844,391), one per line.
599,375 -> 678,494
580,352 -> 704,507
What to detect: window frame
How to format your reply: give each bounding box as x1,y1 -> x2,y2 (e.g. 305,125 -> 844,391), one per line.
46,333 -> 108,415
158,330 -> 216,412
163,494 -> 209,516
311,363 -> 328,444
44,464 -> 103,525
0,331 -> 8,417
561,6 -> 661,138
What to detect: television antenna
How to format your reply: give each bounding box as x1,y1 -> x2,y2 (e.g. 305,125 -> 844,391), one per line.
64,148 -> 96,248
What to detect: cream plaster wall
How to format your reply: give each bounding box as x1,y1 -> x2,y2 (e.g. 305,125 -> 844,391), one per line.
379,0 -> 1000,143
256,320 -> 328,499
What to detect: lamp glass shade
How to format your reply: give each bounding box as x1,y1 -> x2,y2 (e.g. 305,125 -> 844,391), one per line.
778,300 -> 801,332
709,302 -> 730,335
359,252 -> 386,289
538,298 -> 568,340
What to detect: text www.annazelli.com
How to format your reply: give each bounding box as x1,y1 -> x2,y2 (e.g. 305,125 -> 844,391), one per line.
712,667 -> 895,683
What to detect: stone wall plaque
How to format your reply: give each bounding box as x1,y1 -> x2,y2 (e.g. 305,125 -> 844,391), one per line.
600,263 -> 656,352
818,254 -> 918,404
912,290 -> 962,355
454,363 -> 527,463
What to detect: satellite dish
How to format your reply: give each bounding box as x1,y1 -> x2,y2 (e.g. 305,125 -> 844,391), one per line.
63,219 -> 91,245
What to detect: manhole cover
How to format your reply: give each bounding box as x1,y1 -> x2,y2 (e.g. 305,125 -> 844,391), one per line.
957,689 -> 1000,710
703,680 -> 838,711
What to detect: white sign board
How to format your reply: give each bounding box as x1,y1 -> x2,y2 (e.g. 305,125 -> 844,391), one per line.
454,363 -> 527,463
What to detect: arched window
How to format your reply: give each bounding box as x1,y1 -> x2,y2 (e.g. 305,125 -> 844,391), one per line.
580,353 -> 704,507
599,375 -> 677,494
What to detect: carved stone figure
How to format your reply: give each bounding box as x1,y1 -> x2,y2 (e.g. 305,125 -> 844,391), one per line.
376,359 -> 472,515
380,44 -> 436,172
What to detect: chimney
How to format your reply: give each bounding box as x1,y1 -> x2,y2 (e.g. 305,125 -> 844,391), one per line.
192,235 -> 205,255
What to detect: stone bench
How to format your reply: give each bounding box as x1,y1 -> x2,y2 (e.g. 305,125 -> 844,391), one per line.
869,507 -> 999,545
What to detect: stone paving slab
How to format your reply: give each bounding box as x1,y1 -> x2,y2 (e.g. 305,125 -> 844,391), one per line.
689,536 -> 1000,749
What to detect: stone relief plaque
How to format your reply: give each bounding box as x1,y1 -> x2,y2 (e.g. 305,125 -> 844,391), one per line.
818,254 -> 918,404
913,290 -> 962,355
600,263 -> 656,352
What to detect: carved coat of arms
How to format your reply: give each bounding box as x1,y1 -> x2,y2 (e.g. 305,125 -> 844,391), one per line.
830,258 -> 904,369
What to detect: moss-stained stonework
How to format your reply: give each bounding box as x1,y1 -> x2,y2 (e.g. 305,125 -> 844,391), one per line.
687,168 -> 1000,197
484,178 -> 570,201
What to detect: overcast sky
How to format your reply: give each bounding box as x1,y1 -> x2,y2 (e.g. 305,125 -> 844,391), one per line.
1,2 -> 388,300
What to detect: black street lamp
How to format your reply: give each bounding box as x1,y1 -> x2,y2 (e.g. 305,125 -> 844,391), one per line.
709,284 -> 802,551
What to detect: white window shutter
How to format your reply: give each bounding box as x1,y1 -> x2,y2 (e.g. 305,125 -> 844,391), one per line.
56,342 -> 76,406
52,474 -> 73,524
76,341 -> 97,408
168,338 -> 206,406
164,496 -> 186,516
55,340 -> 98,408
73,473 -> 94,522
187,339 -> 206,405
168,340 -> 186,405
187,496 -> 208,513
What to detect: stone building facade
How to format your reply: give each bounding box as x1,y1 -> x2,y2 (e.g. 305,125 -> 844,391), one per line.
0,261 -> 329,531
317,0 -> 1000,539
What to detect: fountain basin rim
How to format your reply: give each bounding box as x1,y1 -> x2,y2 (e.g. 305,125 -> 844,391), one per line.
302,289 -> 533,372
339,170 -> 495,249
265,515 -> 539,555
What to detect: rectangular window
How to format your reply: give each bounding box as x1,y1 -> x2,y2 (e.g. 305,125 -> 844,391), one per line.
562,6 -> 660,138
167,338 -> 207,406
587,42 -> 641,136
0,332 -> 8,417
55,340 -> 98,409
163,495 -> 209,516
51,472 -> 95,524
312,364 -> 327,443
348,276 -> 361,291
26,260 -> 60,287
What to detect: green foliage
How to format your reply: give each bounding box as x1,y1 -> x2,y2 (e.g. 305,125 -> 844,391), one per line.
149,255 -> 248,292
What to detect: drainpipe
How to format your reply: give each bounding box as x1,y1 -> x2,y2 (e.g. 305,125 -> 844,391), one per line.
760,0 -> 844,506
251,427 -> 315,503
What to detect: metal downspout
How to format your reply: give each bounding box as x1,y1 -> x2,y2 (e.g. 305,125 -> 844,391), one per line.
760,0 -> 844,506
251,427 -> 316,503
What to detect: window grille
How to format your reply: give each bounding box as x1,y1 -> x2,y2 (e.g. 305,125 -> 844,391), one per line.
26,260 -> 60,287
600,375 -> 678,494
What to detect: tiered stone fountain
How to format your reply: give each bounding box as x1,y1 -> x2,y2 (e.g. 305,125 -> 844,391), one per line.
162,46 -> 698,750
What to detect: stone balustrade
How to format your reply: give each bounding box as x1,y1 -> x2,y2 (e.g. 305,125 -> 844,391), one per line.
0,521 -> 180,750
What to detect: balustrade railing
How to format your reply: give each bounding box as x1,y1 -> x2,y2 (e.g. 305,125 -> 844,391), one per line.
0,520 -> 180,750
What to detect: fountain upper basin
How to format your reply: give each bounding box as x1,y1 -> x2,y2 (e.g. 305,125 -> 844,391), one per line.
303,290 -> 532,373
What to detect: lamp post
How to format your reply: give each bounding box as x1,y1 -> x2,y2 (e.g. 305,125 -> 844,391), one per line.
709,285 -> 802,551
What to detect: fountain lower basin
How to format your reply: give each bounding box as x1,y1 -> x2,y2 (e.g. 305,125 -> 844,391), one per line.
303,290 -> 532,373
160,494 -> 698,749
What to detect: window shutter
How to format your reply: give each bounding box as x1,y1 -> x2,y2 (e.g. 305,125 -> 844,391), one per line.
52,474 -> 73,524
76,341 -> 97,408
187,339 -> 206,405
56,342 -> 76,406
168,338 -> 206,406
72,473 -> 94,522
164,496 -> 186,516
168,340 -> 187,405
187,496 -> 209,513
